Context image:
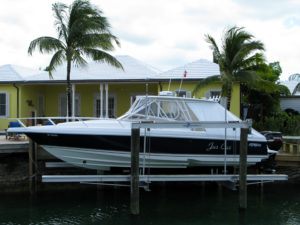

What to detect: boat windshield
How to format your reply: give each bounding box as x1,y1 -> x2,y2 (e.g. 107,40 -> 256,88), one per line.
119,96 -> 199,122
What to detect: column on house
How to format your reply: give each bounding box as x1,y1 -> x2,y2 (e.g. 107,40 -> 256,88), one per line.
72,84 -> 75,118
105,83 -> 109,118
100,83 -> 103,118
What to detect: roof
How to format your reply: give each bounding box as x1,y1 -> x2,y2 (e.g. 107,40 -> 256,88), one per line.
25,55 -> 161,82
0,55 -> 161,83
0,55 -> 219,84
0,64 -> 43,82
154,59 -> 220,80
280,80 -> 299,95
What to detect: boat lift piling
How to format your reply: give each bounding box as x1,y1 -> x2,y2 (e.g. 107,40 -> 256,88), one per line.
130,128 -> 140,215
28,111 -> 38,193
130,119 -> 252,214
239,127 -> 250,210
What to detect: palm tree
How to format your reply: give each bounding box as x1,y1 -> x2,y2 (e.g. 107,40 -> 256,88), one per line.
28,0 -> 123,117
193,26 -> 265,110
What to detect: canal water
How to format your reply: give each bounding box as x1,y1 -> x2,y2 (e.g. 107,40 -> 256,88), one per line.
0,182 -> 299,225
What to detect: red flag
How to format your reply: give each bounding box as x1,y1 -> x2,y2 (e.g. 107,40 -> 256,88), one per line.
184,70 -> 187,78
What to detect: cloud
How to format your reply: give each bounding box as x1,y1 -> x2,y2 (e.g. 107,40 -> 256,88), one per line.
284,17 -> 300,28
0,0 -> 299,81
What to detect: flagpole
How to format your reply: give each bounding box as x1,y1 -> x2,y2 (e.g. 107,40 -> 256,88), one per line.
178,70 -> 187,96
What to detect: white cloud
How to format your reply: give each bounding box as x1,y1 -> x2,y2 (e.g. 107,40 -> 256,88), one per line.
0,0 -> 299,80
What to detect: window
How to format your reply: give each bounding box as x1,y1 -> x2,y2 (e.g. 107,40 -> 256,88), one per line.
37,94 -> 45,117
205,89 -> 226,107
174,89 -> 191,98
0,92 -> 9,118
210,90 -> 221,98
205,89 -> 221,98
59,93 -> 80,117
94,93 -> 116,118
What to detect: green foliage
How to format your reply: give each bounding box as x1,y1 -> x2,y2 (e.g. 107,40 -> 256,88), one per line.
194,26 -> 266,110
28,0 -> 122,117
243,61 -> 290,120
253,111 -> 300,135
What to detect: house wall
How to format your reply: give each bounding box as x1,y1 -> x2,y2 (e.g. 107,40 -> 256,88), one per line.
159,81 -> 240,118
0,81 -> 240,130
0,85 -> 17,130
20,85 -> 45,118
19,83 -> 158,119
280,97 -> 300,113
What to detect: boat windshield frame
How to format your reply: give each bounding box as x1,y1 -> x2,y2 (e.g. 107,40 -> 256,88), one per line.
119,95 -> 213,122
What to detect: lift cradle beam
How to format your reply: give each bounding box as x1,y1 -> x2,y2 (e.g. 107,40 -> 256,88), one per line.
42,174 -> 288,183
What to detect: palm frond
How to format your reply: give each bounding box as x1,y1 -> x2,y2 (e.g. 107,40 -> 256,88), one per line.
46,49 -> 65,79
28,37 -> 65,55
75,33 -> 119,50
205,34 -> 221,63
52,2 -> 68,41
231,41 -> 265,69
84,48 -> 123,70
70,48 -> 87,67
192,75 -> 221,96
235,71 -> 260,86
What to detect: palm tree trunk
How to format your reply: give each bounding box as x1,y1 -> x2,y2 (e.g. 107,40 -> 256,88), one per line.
67,61 -> 72,118
260,104 -> 263,122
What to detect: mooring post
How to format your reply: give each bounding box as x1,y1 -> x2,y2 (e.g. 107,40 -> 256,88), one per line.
131,128 -> 140,215
239,127 -> 249,210
29,111 -> 37,192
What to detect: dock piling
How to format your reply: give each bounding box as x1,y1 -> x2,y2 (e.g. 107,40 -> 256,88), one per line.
239,127 -> 249,210
29,111 -> 37,193
130,128 -> 140,215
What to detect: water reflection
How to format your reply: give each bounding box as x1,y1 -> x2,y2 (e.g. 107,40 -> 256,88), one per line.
0,182 -> 299,225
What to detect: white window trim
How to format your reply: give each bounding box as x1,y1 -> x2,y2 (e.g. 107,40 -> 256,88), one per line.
0,91 -> 9,118
94,92 -> 117,118
58,93 -> 80,117
205,89 -> 222,98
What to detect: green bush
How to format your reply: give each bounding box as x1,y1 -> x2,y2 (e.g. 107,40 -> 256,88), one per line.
253,111 -> 300,135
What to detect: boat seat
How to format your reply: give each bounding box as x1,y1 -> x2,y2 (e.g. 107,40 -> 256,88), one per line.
6,122 -> 25,140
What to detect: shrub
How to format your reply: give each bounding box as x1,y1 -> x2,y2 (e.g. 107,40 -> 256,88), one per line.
253,111 -> 300,135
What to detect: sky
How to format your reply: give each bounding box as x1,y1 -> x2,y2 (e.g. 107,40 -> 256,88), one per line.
1,0 -> 300,80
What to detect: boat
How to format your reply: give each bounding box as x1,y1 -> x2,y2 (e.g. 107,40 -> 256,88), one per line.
8,92 -> 270,170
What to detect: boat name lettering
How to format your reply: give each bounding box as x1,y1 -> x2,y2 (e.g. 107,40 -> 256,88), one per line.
206,142 -> 232,151
47,134 -> 58,137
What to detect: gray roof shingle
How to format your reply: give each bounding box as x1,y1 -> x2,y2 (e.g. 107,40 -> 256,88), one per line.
0,56 -> 219,83
154,59 -> 220,79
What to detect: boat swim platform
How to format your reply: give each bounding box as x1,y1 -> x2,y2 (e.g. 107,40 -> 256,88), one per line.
42,174 -> 288,184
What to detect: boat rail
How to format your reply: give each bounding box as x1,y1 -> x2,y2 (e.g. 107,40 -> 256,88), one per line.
8,117 -> 101,128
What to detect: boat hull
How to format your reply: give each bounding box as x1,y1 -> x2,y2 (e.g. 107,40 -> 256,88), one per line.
26,132 -> 268,170
41,145 -> 269,170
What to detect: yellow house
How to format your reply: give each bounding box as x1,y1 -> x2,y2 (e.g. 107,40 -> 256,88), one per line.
0,56 -> 240,130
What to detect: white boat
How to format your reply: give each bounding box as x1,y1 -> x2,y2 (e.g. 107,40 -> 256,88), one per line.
8,92 -> 269,170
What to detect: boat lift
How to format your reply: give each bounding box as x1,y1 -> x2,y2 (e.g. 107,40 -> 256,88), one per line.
41,120 -> 288,187
15,116 -> 286,214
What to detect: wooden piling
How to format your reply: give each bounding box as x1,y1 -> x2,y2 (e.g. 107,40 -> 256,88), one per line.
130,128 -> 140,215
29,111 -> 37,192
239,128 -> 249,210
